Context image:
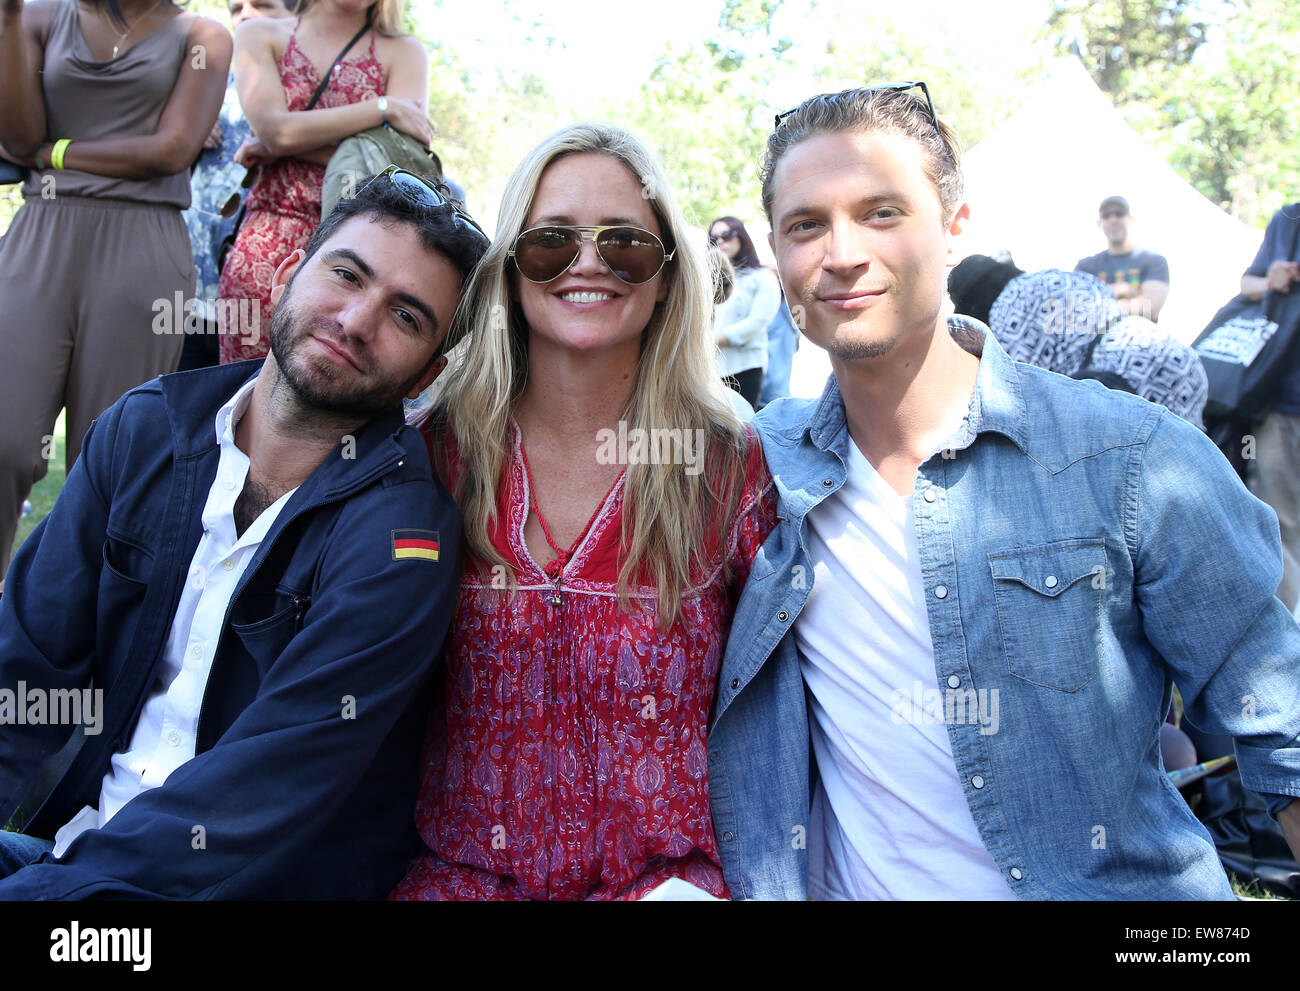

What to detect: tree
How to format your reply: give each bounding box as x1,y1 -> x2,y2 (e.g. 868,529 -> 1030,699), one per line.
1044,0 -> 1222,102
1105,0 -> 1300,225
625,0 -> 790,226
808,5 -> 1033,158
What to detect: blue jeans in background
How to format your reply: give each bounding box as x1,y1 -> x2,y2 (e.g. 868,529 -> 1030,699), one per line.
0,830 -> 54,880
758,301 -> 799,409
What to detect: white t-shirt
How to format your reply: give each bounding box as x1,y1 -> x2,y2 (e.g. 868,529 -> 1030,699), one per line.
53,378 -> 297,858
795,437 -> 1014,900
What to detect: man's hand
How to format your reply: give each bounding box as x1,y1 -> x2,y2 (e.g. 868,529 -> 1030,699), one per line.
1278,799 -> 1300,869
1111,280 -> 1136,300
233,135 -> 275,168
1266,260 -> 1300,294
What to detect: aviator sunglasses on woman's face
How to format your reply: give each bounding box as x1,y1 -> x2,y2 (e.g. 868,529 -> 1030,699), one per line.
510,225 -> 675,286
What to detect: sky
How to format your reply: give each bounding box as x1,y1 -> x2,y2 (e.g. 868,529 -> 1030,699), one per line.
417,0 -> 1051,115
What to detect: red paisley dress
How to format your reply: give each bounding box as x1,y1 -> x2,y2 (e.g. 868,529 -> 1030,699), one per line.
388,421 -> 777,900
216,22 -> 385,363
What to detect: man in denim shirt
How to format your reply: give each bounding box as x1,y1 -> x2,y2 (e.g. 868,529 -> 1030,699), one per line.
708,85 -> 1300,900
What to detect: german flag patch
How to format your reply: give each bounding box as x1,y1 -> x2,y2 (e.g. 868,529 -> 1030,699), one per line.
392,529 -> 440,562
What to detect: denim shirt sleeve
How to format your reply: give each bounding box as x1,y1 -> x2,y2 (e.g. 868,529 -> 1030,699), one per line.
1131,409 -> 1300,813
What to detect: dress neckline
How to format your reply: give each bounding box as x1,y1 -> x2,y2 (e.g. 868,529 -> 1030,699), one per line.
511,420 -> 625,581
70,1 -> 186,66
284,19 -> 379,88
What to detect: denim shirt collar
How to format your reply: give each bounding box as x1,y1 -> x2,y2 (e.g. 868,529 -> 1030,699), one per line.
805,314 -> 1030,459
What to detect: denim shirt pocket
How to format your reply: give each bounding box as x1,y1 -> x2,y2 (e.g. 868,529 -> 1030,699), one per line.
989,539 -> 1109,692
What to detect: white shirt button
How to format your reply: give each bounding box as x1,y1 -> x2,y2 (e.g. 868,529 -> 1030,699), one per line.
222,473 -> 235,490
923,489 -> 937,503
1045,575 -> 1058,589
190,645 -> 202,660
947,675 -> 961,689
971,775 -> 985,789
222,558 -> 235,571
1010,867 -> 1024,881
167,731 -> 181,746
934,585 -> 948,599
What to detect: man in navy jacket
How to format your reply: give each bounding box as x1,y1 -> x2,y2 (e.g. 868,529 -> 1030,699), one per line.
0,173 -> 487,899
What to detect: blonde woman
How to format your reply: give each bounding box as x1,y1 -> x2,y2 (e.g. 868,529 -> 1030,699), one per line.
389,123 -> 776,901
217,0 -> 433,362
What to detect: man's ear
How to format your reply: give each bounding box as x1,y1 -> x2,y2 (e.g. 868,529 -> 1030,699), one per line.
944,202 -> 971,265
269,249 -> 307,306
409,355 -> 448,398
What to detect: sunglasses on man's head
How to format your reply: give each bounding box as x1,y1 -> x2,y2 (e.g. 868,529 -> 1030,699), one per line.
773,80 -> 937,133
509,225 -> 675,286
357,165 -> 490,248
708,229 -> 739,246
1101,210 -> 1129,219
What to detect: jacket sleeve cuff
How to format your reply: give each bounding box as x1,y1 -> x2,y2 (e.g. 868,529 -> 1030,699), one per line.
1265,794 -> 1296,819
1234,738 -> 1300,817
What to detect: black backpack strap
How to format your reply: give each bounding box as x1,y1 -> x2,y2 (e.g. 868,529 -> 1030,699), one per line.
304,7 -> 373,112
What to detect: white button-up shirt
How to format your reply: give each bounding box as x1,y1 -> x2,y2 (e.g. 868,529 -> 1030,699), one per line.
53,378 -> 298,857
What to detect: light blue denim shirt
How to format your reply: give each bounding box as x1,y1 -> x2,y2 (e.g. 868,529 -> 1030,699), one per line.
708,315 -> 1300,900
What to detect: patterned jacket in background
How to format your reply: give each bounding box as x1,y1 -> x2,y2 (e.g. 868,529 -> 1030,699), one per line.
182,72 -> 251,319
989,269 -> 1208,429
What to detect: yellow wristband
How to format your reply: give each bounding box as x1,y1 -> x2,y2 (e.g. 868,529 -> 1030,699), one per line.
51,138 -> 71,170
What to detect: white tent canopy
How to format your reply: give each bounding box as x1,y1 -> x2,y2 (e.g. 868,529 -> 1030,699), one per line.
959,56 -> 1264,343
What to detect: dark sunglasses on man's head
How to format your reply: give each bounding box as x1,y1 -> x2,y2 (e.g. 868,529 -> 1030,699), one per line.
708,229 -> 739,246
510,225 -> 675,286
357,165 -> 489,249
773,80 -> 937,133
1101,210 -> 1129,219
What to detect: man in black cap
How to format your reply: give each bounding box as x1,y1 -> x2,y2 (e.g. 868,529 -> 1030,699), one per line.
1075,195 -> 1170,321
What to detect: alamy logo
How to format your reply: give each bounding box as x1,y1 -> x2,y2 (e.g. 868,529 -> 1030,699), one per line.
890,680 -> 1000,735
0,684 -> 103,735
595,421 -> 705,476
50,922 -> 151,971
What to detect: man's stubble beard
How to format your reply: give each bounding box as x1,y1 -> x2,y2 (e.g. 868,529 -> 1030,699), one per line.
802,285 -> 908,362
266,282 -> 426,422
823,326 -> 906,361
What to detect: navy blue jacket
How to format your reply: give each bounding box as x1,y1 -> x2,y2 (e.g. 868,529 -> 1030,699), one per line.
0,360 -> 458,899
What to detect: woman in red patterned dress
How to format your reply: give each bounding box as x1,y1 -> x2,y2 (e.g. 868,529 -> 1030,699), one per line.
216,0 -> 433,362
389,123 -> 777,900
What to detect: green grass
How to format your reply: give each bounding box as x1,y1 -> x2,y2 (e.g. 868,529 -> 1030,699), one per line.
1229,872 -> 1289,900
11,411 -> 66,556
0,184 -> 21,236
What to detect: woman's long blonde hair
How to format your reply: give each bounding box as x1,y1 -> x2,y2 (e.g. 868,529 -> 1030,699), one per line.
432,122 -> 752,629
295,0 -> 406,36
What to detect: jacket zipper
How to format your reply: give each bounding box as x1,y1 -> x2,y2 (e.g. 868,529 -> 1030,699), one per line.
194,450 -> 407,745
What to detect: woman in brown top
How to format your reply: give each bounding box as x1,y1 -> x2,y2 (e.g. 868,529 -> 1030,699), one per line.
0,0 -> 231,578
